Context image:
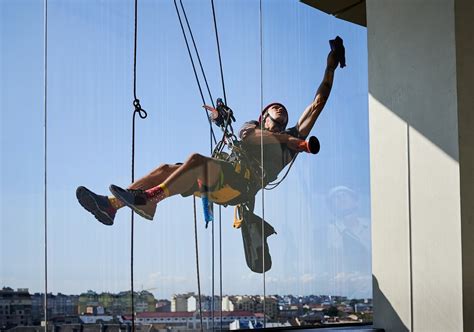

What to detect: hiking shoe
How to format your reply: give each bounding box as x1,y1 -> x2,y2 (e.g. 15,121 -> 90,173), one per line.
109,184 -> 156,220
329,36 -> 346,68
76,186 -> 116,226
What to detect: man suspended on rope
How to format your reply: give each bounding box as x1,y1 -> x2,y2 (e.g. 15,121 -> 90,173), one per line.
76,37 -> 346,226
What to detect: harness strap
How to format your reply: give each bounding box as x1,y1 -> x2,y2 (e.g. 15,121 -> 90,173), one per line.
233,161 -> 251,180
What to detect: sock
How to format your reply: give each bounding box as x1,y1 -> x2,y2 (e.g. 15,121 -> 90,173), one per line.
145,184 -> 169,203
108,196 -> 124,210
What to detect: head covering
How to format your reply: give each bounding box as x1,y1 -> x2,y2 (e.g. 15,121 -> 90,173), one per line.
326,186 -> 358,217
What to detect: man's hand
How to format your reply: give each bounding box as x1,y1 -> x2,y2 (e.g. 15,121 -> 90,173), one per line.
240,127 -> 255,140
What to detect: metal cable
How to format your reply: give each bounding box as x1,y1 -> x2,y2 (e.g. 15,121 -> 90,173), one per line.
209,3 -> 227,327
259,0 -> 267,327
174,2 -> 230,328
210,0 -> 227,105
43,0 -> 48,330
193,197 -> 204,331
179,0 -> 215,110
219,206 -> 223,330
173,0 -> 217,145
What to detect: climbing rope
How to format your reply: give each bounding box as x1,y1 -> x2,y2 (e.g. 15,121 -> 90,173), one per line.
193,197 -> 204,330
130,0 -> 148,330
259,0 -> 267,327
173,0 -> 217,147
211,0 -> 227,106
43,0 -> 49,331
174,1 -> 229,329
209,1 -> 227,329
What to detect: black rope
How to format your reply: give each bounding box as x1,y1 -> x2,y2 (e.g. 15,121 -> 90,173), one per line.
193,197 -> 204,331
43,0 -> 49,331
173,0 -> 217,146
174,2 -> 229,328
131,0 -> 147,330
209,3 -> 227,328
259,0 -> 267,327
265,155 -> 298,190
179,0 -> 215,109
219,207 -> 223,330
210,0 -> 227,105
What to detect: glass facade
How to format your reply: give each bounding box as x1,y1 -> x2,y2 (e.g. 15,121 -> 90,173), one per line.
1,0 -> 370,330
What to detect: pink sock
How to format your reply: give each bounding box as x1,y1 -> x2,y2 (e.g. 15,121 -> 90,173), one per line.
145,184 -> 169,203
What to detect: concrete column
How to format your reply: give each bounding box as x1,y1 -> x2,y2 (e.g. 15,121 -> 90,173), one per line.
455,1 -> 474,330
367,0 -> 473,331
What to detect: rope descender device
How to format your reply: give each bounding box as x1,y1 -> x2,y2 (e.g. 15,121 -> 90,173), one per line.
203,98 -> 239,161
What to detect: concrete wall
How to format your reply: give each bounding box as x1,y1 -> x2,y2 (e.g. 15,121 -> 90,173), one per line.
455,1 -> 474,330
367,0 -> 473,331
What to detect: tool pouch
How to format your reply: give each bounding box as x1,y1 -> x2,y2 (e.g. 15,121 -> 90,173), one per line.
237,205 -> 277,273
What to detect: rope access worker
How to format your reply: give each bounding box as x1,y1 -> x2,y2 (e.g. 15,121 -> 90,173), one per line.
76,37 -> 345,226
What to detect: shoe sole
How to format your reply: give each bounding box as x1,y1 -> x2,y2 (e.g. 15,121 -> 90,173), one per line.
109,185 -> 154,221
76,187 -> 114,226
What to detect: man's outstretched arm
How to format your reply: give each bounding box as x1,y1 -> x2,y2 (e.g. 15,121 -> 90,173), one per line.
296,50 -> 339,139
241,127 -> 306,151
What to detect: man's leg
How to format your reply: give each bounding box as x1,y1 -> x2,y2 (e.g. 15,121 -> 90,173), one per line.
77,163 -> 180,225
128,163 -> 181,190
107,163 -> 181,209
155,153 -> 222,196
109,153 -> 222,220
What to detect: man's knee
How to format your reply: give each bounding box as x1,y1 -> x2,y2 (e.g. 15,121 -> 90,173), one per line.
158,163 -> 172,173
150,163 -> 174,177
186,153 -> 208,165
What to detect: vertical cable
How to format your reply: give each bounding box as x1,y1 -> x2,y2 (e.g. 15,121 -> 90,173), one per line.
173,0 -> 217,144
131,0 -> 148,330
43,0 -> 48,330
209,2 -> 226,328
211,208 -> 215,331
179,0 -> 215,109
219,206 -> 222,330
193,197 -> 204,331
130,0 -> 137,327
259,0 -> 266,327
210,0 -> 227,105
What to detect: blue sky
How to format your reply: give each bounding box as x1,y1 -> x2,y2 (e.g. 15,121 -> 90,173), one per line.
1,0 -> 370,300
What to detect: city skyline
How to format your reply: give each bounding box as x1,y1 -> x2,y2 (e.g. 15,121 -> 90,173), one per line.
1,0 -> 370,301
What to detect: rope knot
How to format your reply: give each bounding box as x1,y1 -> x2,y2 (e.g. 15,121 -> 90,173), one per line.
133,98 -> 147,119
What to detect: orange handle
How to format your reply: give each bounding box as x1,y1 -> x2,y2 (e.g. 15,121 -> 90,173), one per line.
298,136 -> 320,154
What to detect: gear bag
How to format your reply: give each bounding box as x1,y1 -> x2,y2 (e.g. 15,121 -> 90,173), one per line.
236,205 -> 277,273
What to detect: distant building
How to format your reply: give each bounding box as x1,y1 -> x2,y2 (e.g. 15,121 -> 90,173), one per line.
30,293 -> 78,323
79,315 -> 115,324
155,299 -> 171,312
221,296 -> 235,311
171,293 -> 193,312
233,295 -> 279,319
0,287 -> 33,329
234,296 -> 255,312
132,310 -> 258,330
188,295 -> 221,312
354,303 -> 372,313
78,290 -> 155,315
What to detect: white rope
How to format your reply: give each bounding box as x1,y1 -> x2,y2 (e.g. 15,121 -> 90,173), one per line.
43,0 -> 49,330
